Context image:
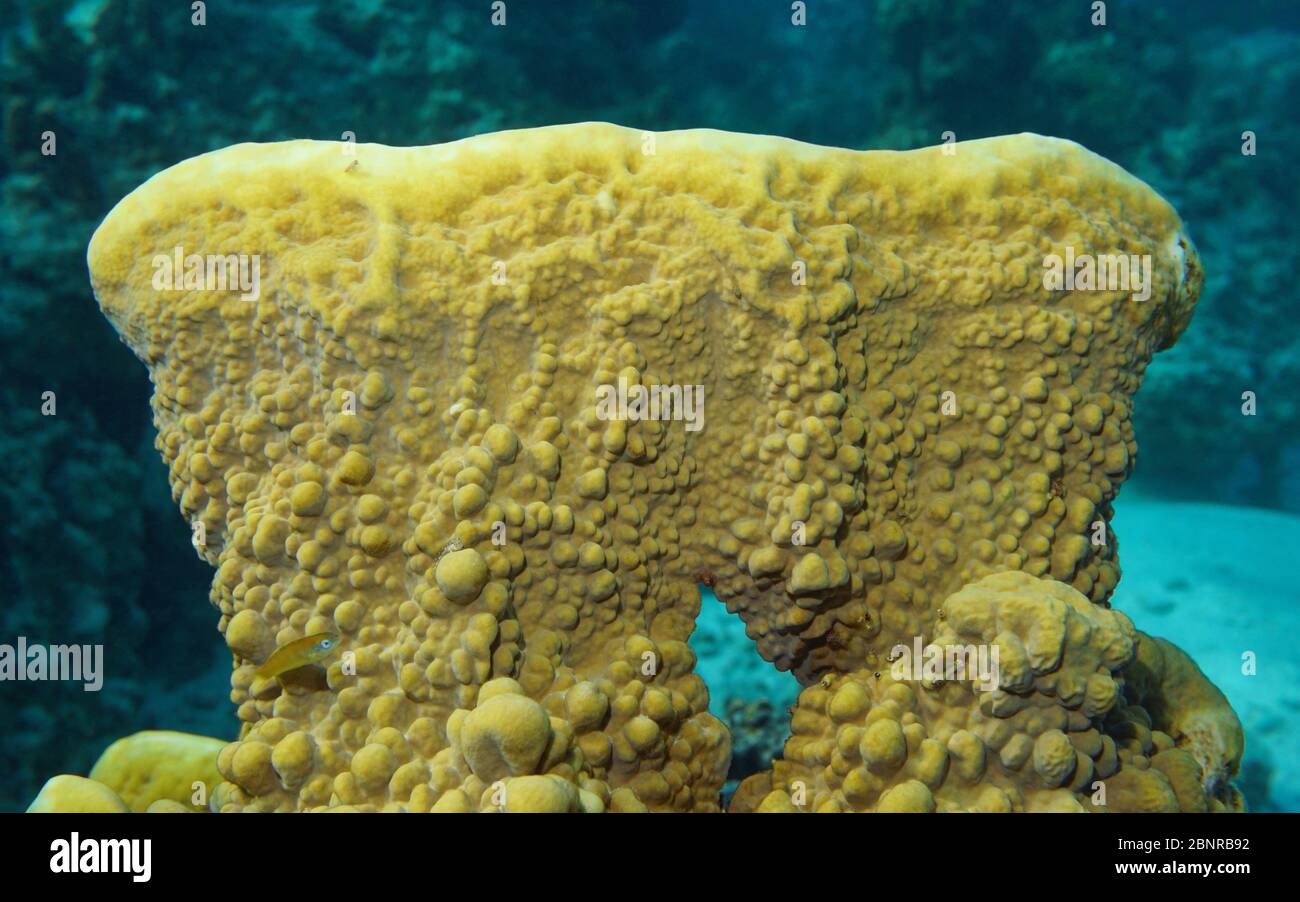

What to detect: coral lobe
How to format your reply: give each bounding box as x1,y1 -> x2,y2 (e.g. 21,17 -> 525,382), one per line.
85,123 -> 1237,812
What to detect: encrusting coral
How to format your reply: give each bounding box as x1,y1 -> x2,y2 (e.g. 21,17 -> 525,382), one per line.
80,123 -> 1240,812
88,731 -> 226,812
27,731 -> 225,813
730,571 -> 1241,812
27,774 -> 130,813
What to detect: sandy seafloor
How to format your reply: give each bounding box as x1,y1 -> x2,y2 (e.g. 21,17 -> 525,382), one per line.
691,496 -> 1300,812
1110,496 -> 1300,812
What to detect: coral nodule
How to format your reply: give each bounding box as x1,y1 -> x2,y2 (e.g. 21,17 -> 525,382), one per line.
84,123 -> 1240,813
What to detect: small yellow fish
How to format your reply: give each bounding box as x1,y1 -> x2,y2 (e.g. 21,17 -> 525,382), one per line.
254,633 -> 340,681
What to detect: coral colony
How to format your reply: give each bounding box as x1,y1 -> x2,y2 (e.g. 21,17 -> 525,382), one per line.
25,124 -> 1241,813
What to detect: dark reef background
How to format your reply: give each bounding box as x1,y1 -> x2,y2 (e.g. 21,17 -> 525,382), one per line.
1,0 -> 1295,812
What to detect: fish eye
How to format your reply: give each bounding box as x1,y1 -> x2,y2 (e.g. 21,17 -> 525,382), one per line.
320,638 -> 335,649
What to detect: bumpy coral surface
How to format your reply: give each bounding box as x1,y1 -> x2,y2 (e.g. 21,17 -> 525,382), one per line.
27,774 -> 129,813
88,731 -> 226,812
732,571 -> 1241,812
86,123 -> 1238,812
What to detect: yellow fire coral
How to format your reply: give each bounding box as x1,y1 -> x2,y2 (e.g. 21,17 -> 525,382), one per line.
731,571 -> 1240,812
86,123 -> 1238,812
28,774 -> 129,813
89,731 -> 225,812
28,731 -> 225,813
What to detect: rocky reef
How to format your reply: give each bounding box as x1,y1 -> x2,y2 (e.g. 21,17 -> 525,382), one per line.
61,124 -> 1241,812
